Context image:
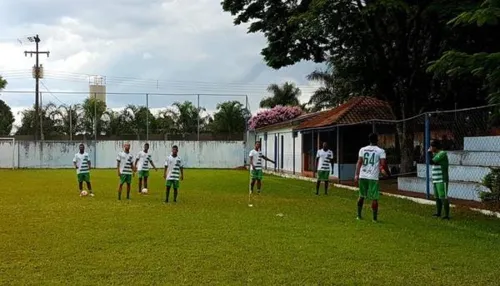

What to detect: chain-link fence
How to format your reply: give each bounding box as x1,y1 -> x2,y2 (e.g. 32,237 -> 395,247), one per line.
0,90 -> 252,169
1,90 -> 249,141
255,105 -> 500,206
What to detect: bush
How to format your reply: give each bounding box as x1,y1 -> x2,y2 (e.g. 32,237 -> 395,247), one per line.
479,168 -> 500,206
248,105 -> 303,130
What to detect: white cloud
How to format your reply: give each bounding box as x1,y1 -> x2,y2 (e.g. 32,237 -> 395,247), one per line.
0,0 -> 325,114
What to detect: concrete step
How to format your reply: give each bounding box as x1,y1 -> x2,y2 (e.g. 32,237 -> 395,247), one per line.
398,177 -> 489,202
416,164 -> 490,183
464,136 -> 500,152
447,151 -> 500,167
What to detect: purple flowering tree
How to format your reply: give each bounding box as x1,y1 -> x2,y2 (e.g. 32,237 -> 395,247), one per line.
248,105 -> 303,130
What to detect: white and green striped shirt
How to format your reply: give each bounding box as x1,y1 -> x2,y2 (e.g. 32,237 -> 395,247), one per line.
136,151 -> 153,171
249,149 -> 263,170
165,155 -> 183,181
316,149 -> 334,171
117,152 -> 134,175
73,152 -> 90,174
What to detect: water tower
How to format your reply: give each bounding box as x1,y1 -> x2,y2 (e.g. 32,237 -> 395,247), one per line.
89,76 -> 106,103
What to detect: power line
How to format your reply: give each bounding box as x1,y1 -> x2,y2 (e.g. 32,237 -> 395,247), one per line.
0,69 -> 322,90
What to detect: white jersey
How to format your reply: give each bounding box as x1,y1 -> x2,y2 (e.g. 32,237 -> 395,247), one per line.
316,149 -> 334,171
358,145 -> 386,180
165,155 -> 183,181
73,152 -> 90,174
117,152 -> 134,175
249,149 -> 263,170
136,151 -> 153,171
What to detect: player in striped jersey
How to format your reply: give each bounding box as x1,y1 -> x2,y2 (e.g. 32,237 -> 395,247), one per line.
249,141 -> 274,194
429,139 -> 450,219
73,143 -> 93,196
116,143 -> 135,200
164,145 -> 183,203
316,142 -> 334,195
135,143 -> 158,194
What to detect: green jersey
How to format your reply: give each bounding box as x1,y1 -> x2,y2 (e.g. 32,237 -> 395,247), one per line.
431,151 -> 449,183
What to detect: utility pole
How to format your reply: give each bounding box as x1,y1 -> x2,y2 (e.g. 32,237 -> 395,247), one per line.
24,35 -> 50,141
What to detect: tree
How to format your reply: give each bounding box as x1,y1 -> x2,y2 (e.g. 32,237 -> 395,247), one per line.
81,98 -> 107,136
52,104 -> 82,137
306,62 -> 354,112
211,101 -> 250,133
171,101 -> 207,134
0,76 -> 14,135
428,0 -> 500,102
0,76 -> 6,90
221,0 -> 496,172
248,105 -> 303,130
0,100 -> 14,135
156,109 -> 177,135
260,82 -> 301,108
15,102 -> 61,136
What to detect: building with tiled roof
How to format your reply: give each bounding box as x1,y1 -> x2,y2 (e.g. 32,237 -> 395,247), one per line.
253,97 -> 396,180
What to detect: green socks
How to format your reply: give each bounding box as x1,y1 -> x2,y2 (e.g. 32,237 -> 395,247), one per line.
357,198 -> 364,218
435,199 -> 442,216
443,199 -> 450,218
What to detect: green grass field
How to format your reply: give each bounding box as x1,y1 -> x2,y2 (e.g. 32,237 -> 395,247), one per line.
1,169 -> 500,285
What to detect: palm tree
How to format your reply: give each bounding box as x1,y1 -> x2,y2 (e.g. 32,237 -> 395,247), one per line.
172,101 -> 207,134
55,104 -> 82,138
156,109 -> 177,135
211,101 -> 250,133
306,62 -> 354,112
81,98 -> 107,136
16,103 -> 61,137
259,82 -> 301,108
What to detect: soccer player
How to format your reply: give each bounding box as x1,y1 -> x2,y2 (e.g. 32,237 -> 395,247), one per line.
164,145 -> 184,203
354,133 -> 390,222
316,142 -> 334,195
249,141 -> 274,194
73,143 -> 93,197
135,143 -> 157,194
428,139 -> 450,219
116,143 -> 135,200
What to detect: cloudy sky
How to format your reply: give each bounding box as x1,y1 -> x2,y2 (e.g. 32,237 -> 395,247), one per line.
0,0 -> 324,127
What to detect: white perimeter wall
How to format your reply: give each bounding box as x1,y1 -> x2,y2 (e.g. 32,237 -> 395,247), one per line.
255,127 -> 302,174
0,140 -> 245,169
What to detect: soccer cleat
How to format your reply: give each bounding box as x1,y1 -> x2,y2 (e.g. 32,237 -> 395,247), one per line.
356,216 -> 362,220
442,216 -> 450,220
89,193 -> 94,197
432,214 -> 441,218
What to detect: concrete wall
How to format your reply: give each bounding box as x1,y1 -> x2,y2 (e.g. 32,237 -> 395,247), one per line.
256,127 -> 302,174
0,140 -> 245,169
398,136 -> 500,201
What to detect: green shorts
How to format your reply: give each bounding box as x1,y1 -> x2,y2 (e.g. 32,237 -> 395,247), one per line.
138,170 -> 149,178
77,173 -> 90,183
317,170 -> 330,181
358,178 -> 380,200
433,182 -> 448,199
166,180 -> 180,189
120,174 -> 132,185
251,169 -> 263,180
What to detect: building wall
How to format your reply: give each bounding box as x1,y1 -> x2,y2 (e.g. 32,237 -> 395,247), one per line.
255,127 -> 302,174
0,140 -> 244,169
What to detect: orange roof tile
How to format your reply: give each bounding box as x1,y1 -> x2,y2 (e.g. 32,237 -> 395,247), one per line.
254,109 -> 330,132
295,97 -> 394,130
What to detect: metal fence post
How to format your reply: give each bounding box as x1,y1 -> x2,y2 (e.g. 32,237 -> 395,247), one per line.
425,113 -> 431,199
146,93 -> 149,141
292,131 -> 296,175
336,127 -> 340,183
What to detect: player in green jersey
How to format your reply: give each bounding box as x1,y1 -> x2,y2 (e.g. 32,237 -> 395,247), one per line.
429,139 -> 450,219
